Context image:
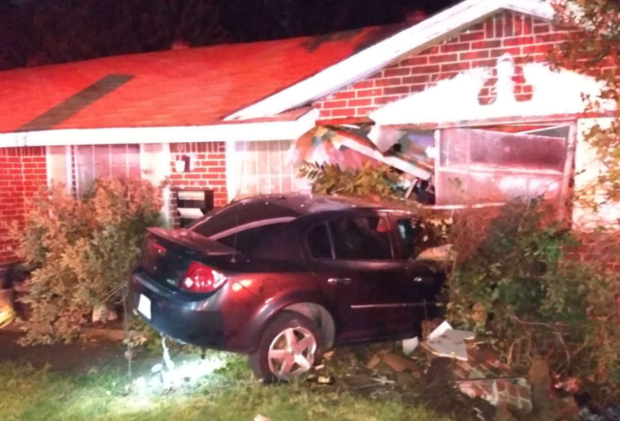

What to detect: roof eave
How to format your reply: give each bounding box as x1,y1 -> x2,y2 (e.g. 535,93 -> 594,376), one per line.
0,108 -> 319,148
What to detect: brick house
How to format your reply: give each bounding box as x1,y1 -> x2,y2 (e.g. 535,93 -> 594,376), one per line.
0,0 -> 616,265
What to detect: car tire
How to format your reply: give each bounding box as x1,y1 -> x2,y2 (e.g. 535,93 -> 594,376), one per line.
249,311 -> 324,383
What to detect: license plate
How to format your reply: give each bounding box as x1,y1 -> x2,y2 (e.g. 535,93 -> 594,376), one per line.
137,294 -> 151,320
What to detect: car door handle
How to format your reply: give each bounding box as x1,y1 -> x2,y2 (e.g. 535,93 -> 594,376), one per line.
328,277 -> 353,285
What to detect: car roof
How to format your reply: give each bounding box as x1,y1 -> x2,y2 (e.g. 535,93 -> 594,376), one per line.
231,193 -> 416,217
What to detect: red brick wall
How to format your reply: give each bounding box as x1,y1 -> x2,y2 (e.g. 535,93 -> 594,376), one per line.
169,142 -> 228,226
315,11 -> 571,120
0,147 -> 47,265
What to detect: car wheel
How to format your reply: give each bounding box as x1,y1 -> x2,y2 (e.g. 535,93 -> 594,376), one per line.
249,311 -> 323,382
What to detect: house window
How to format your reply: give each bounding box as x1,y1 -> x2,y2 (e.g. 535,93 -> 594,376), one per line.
234,141 -> 297,197
75,144 -> 141,187
436,127 -> 569,206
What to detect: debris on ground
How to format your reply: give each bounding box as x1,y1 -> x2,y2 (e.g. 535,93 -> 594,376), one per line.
402,336 -> 420,355
317,376 -> 335,385
342,374 -> 396,390
420,321 -> 533,414
320,322 -> 606,421
493,402 -> 517,421
580,407 -> 620,421
395,372 -> 419,387
422,318 -> 444,340
453,346 -> 532,413
366,354 -> 382,370
371,376 -> 395,386
528,358 -> 580,420
322,351 -> 335,361
421,321 -> 475,361
383,352 -> 420,374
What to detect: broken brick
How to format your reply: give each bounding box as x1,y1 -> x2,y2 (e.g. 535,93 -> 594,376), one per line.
383,353 -> 419,374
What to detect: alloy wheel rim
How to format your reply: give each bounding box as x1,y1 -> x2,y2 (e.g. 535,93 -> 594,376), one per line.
267,326 -> 317,380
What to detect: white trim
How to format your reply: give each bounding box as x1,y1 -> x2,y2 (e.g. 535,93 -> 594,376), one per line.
226,140 -> 242,203
0,109 -> 319,148
45,145 -> 71,192
225,0 -> 554,121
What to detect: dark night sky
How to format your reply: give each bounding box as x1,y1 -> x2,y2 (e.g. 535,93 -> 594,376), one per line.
0,0 -> 463,70
409,0 -> 461,14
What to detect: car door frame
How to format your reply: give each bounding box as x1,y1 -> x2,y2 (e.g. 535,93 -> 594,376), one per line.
388,211 -> 445,321
301,209 -> 419,343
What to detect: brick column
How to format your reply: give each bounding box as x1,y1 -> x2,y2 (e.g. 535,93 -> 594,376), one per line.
0,147 -> 47,265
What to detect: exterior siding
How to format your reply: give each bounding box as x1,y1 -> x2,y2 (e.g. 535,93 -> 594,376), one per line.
0,147 -> 47,265
315,11 -> 573,120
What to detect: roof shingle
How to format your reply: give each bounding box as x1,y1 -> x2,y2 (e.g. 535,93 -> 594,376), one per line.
0,26 -> 402,134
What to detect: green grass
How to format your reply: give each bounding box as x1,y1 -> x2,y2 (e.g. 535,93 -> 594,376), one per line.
0,361 -> 458,421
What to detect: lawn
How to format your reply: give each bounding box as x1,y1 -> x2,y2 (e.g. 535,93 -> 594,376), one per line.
0,358 -> 461,421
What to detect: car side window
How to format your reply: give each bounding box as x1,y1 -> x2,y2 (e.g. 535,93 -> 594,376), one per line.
218,223 -> 287,253
396,218 -> 431,259
329,216 -> 393,260
307,222 -> 333,259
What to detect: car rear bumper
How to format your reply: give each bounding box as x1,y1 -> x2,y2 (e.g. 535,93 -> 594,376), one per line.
131,270 -> 263,353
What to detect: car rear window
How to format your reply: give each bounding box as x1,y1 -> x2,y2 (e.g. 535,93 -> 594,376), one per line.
217,223 -> 288,253
191,201 -> 300,238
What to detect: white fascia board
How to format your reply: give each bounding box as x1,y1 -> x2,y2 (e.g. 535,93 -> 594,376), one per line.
337,136 -> 432,180
505,0 -> 554,18
225,0 -> 554,122
0,109 -> 319,148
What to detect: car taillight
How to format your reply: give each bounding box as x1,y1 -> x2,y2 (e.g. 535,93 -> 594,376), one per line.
182,262 -> 228,293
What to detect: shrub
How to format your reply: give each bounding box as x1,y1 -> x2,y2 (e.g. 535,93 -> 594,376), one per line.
299,161 -> 405,201
448,201 -> 620,402
8,178 -> 162,345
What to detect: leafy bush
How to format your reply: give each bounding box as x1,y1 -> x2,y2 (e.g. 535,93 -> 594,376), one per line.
8,178 -> 162,345
448,201 -> 620,402
299,161 -> 405,201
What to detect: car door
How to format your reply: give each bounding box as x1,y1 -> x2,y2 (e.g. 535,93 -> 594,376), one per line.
305,211 -> 414,343
391,214 -> 445,323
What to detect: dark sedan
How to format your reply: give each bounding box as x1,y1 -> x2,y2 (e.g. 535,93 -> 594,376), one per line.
131,194 -> 444,381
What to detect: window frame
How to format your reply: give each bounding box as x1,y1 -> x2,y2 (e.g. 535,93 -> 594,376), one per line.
228,140 -> 299,200
74,144 -> 141,190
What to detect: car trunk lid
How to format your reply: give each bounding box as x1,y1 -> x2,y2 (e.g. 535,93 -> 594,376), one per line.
140,227 -> 237,290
